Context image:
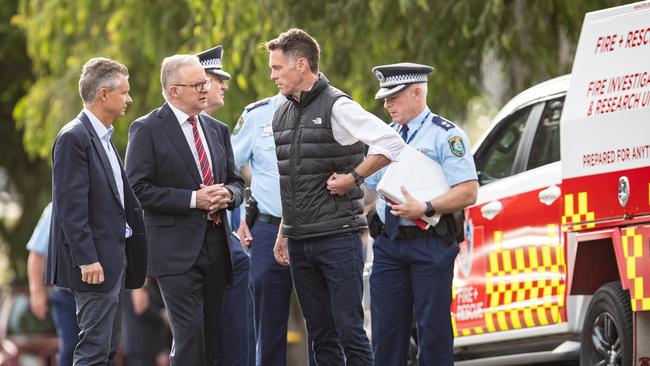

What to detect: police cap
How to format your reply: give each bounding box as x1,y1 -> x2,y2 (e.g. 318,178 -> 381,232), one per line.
372,62 -> 434,99
196,45 -> 231,80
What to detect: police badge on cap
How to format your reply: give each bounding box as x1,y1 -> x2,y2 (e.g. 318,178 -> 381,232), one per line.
372,62 -> 434,99
196,45 -> 231,80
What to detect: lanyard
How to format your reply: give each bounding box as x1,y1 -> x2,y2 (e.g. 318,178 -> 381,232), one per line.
402,111 -> 431,144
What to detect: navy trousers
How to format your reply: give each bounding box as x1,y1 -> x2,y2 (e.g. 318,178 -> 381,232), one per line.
288,232 -> 372,366
221,235 -> 255,366
370,234 -> 459,366
49,287 -> 79,366
249,220 -> 294,365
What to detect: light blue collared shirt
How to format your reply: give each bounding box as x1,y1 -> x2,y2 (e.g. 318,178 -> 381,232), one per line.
231,94 -> 286,218
26,203 -> 52,255
365,107 -> 478,226
84,108 -> 132,238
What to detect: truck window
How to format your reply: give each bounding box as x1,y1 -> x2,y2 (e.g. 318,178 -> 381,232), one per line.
527,97 -> 564,170
475,106 -> 532,185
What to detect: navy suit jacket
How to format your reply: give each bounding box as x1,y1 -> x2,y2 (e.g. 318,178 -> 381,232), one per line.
47,112 -> 147,292
124,103 -> 244,279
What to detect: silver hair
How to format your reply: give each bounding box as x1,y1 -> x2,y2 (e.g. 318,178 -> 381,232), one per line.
407,82 -> 429,100
416,82 -> 428,99
78,57 -> 129,104
160,55 -> 202,99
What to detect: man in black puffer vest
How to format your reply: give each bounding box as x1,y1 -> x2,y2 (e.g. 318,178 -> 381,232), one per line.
266,29 -> 405,366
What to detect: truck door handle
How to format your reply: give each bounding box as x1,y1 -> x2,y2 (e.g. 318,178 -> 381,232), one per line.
481,201 -> 502,220
538,185 -> 561,206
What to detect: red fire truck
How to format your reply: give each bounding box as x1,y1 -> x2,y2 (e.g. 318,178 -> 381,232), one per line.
452,2 -> 650,365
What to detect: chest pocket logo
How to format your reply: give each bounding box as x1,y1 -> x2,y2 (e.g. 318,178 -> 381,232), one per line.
312,117 -> 322,125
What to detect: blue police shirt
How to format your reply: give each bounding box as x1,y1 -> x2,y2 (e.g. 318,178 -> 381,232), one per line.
364,107 -> 478,226
26,203 -> 53,256
231,94 -> 286,218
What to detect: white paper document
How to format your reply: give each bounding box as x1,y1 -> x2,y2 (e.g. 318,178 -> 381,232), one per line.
376,145 -> 449,227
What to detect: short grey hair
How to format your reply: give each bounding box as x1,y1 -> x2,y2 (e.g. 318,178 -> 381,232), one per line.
160,55 -> 202,99
415,82 -> 428,99
79,57 -> 129,104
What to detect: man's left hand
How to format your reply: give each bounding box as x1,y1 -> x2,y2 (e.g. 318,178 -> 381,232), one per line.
327,173 -> 355,196
208,184 -> 232,212
390,186 -> 427,220
274,236 -> 289,266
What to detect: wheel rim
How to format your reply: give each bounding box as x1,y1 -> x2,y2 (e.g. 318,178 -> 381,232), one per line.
591,312 -> 622,366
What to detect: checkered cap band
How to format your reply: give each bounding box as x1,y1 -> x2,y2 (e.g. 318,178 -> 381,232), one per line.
380,73 -> 429,88
201,58 -> 222,68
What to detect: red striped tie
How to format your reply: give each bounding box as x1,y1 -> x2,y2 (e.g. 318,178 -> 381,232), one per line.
188,116 -> 220,225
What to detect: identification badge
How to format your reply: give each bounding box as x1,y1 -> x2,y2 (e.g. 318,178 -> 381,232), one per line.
262,124 -> 273,136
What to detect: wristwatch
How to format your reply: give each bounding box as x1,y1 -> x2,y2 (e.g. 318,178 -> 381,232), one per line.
350,169 -> 365,186
424,201 -> 436,217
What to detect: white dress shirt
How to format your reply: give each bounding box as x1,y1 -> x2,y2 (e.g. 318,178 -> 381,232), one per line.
167,102 -> 214,209
330,98 -> 405,161
84,108 -> 132,238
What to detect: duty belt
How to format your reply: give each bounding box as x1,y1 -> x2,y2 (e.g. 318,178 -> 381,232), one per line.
378,222 -> 437,240
257,213 -> 282,225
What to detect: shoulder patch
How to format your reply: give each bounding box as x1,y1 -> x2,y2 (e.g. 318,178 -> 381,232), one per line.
232,115 -> 244,135
245,98 -> 271,113
431,115 -> 455,131
448,136 -> 466,157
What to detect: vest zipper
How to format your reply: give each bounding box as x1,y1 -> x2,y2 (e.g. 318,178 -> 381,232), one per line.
289,110 -> 303,225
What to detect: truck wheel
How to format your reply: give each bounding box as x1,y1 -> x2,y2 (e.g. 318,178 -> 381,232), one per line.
580,281 -> 633,366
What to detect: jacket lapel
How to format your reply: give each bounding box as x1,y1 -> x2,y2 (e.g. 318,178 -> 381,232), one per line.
79,111 -> 122,206
159,104 -> 202,185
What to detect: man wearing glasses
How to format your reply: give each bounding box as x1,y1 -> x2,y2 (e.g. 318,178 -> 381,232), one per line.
125,54 -> 244,366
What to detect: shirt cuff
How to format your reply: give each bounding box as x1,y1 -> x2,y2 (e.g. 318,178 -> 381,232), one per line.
190,191 -> 196,209
368,145 -> 399,161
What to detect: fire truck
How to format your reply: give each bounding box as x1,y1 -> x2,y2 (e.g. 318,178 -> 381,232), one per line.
452,2 -> 650,365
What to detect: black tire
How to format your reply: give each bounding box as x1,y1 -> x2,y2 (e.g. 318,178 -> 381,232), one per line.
580,281 -> 633,366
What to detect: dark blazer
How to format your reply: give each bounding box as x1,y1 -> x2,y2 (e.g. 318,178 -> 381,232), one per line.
124,103 -> 244,279
47,111 -> 147,292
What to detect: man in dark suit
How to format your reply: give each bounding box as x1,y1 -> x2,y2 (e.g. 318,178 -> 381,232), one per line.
196,45 -> 255,366
47,57 -> 147,366
125,54 -> 244,366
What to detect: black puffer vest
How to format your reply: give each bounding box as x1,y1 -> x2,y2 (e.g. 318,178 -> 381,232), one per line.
273,75 -> 367,239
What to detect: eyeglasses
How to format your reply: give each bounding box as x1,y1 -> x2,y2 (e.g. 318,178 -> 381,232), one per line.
173,78 -> 212,92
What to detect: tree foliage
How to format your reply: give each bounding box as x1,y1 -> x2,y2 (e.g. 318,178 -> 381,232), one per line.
14,0 -> 628,157
0,0 -> 49,281
3,0 -> 628,281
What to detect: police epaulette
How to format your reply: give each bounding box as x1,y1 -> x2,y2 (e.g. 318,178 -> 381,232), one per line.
245,98 -> 271,112
431,115 -> 455,131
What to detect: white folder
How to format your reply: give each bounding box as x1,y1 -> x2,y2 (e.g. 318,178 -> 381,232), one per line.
376,145 -> 449,227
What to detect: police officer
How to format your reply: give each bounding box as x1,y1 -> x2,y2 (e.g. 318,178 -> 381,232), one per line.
26,203 -> 79,366
197,45 -> 254,366
364,63 -> 478,365
226,206 -> 256,366
232,92 -> 312,366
